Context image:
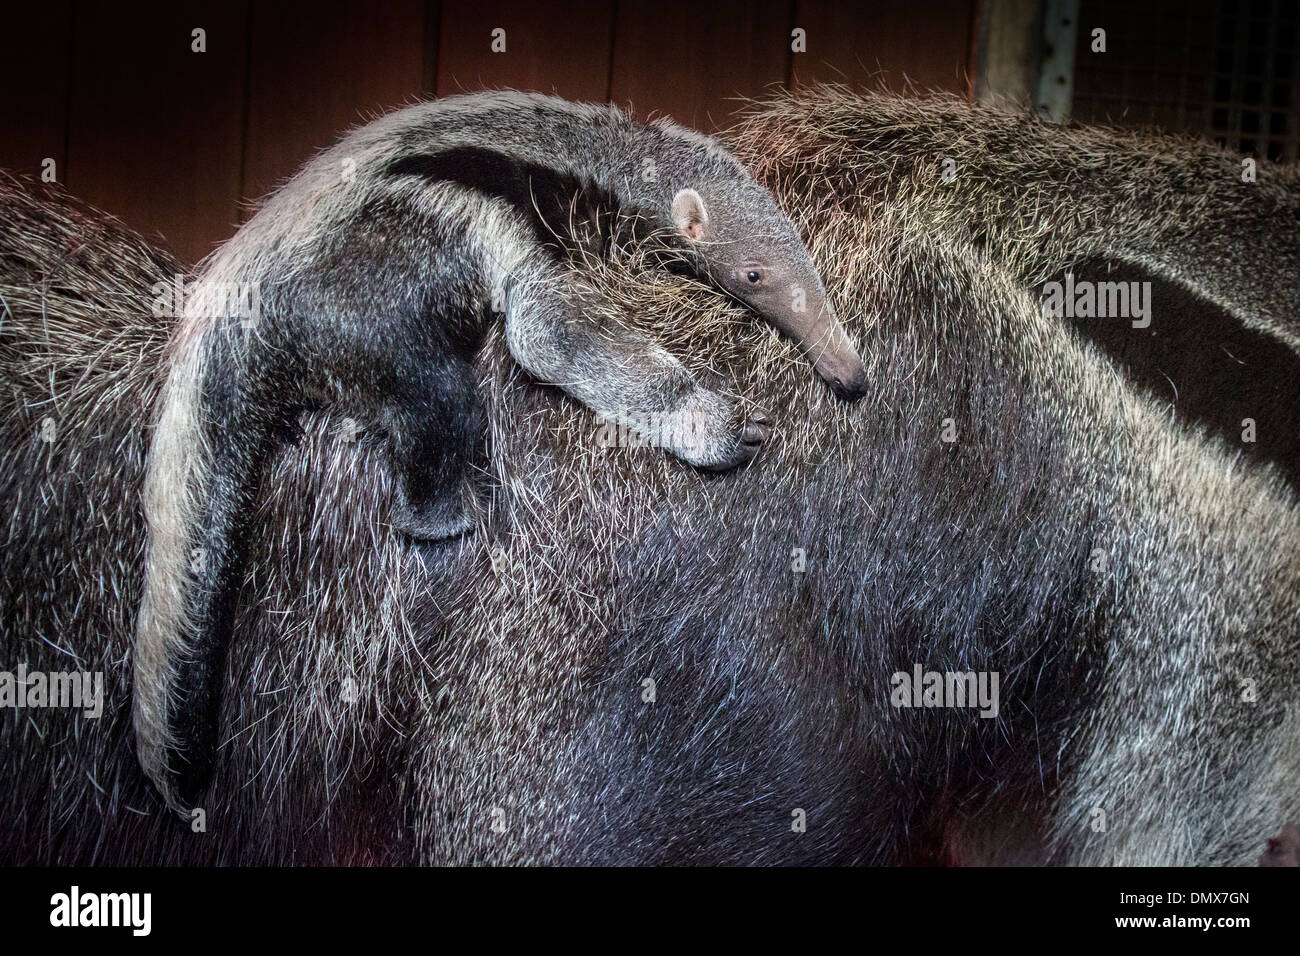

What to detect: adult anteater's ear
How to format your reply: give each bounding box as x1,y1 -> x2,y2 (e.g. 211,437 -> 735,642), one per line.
672,188 -> 709,241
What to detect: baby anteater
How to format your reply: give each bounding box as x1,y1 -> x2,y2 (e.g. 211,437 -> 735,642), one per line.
135,91 -> 866,811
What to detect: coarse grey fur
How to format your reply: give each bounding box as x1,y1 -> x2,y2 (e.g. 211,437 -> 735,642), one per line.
133,91 -> 867,813
730,86 -> 1300,347
1,87 -> 1297,864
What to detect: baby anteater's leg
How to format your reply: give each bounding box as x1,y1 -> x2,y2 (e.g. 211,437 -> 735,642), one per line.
382,357 -> 483,540
503,264 -> 770,469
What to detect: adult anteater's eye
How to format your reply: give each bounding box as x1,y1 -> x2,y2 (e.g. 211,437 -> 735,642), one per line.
747,271 -> 761,284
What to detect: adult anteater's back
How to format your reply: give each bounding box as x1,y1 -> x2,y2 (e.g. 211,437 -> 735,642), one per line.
0,175 -> 177,861
2,90 -> 1299,865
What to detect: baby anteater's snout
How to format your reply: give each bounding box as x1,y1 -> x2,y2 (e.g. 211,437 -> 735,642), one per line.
804,316 -> 868,401
820,357 -> 869,401
749,289 -> 867,401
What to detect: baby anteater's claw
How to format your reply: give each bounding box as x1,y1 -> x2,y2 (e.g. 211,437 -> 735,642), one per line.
702,408 -> 771,471
740,409 -> 772,446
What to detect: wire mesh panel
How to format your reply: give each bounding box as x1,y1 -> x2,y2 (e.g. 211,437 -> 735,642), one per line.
1073,0 -> 1298,161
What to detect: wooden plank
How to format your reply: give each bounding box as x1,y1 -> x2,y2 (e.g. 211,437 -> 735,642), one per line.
791,0 -> 976,95
0,2 -> 75,180
610,0 -> 794,131
240,0 -> 427,213
974,0 -> 1042,105
64,0 -> 248,265
435,0 -> 613,102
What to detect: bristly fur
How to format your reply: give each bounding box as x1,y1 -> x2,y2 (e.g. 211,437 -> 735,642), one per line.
130,91 -> 858,812
727,84 -> 1300,350
1,87 -> 1297,864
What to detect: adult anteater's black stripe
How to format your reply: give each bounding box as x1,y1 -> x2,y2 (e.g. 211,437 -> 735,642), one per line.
1054,258 -> 1300,489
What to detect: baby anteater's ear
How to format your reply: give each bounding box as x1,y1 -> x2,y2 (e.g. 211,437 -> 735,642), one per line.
672,188 -> 709,241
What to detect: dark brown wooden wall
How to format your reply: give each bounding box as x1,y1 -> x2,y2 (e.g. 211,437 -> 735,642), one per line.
1,1 -> 975,265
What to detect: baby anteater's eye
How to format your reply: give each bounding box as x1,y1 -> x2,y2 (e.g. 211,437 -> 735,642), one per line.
746,270 -> 762,285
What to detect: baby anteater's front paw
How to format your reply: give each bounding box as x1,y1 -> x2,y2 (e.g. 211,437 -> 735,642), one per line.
701,408 -> 772,471
649,385 -> 771,471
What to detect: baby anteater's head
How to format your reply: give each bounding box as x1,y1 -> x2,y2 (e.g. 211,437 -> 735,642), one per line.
639,119 -> 867,400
